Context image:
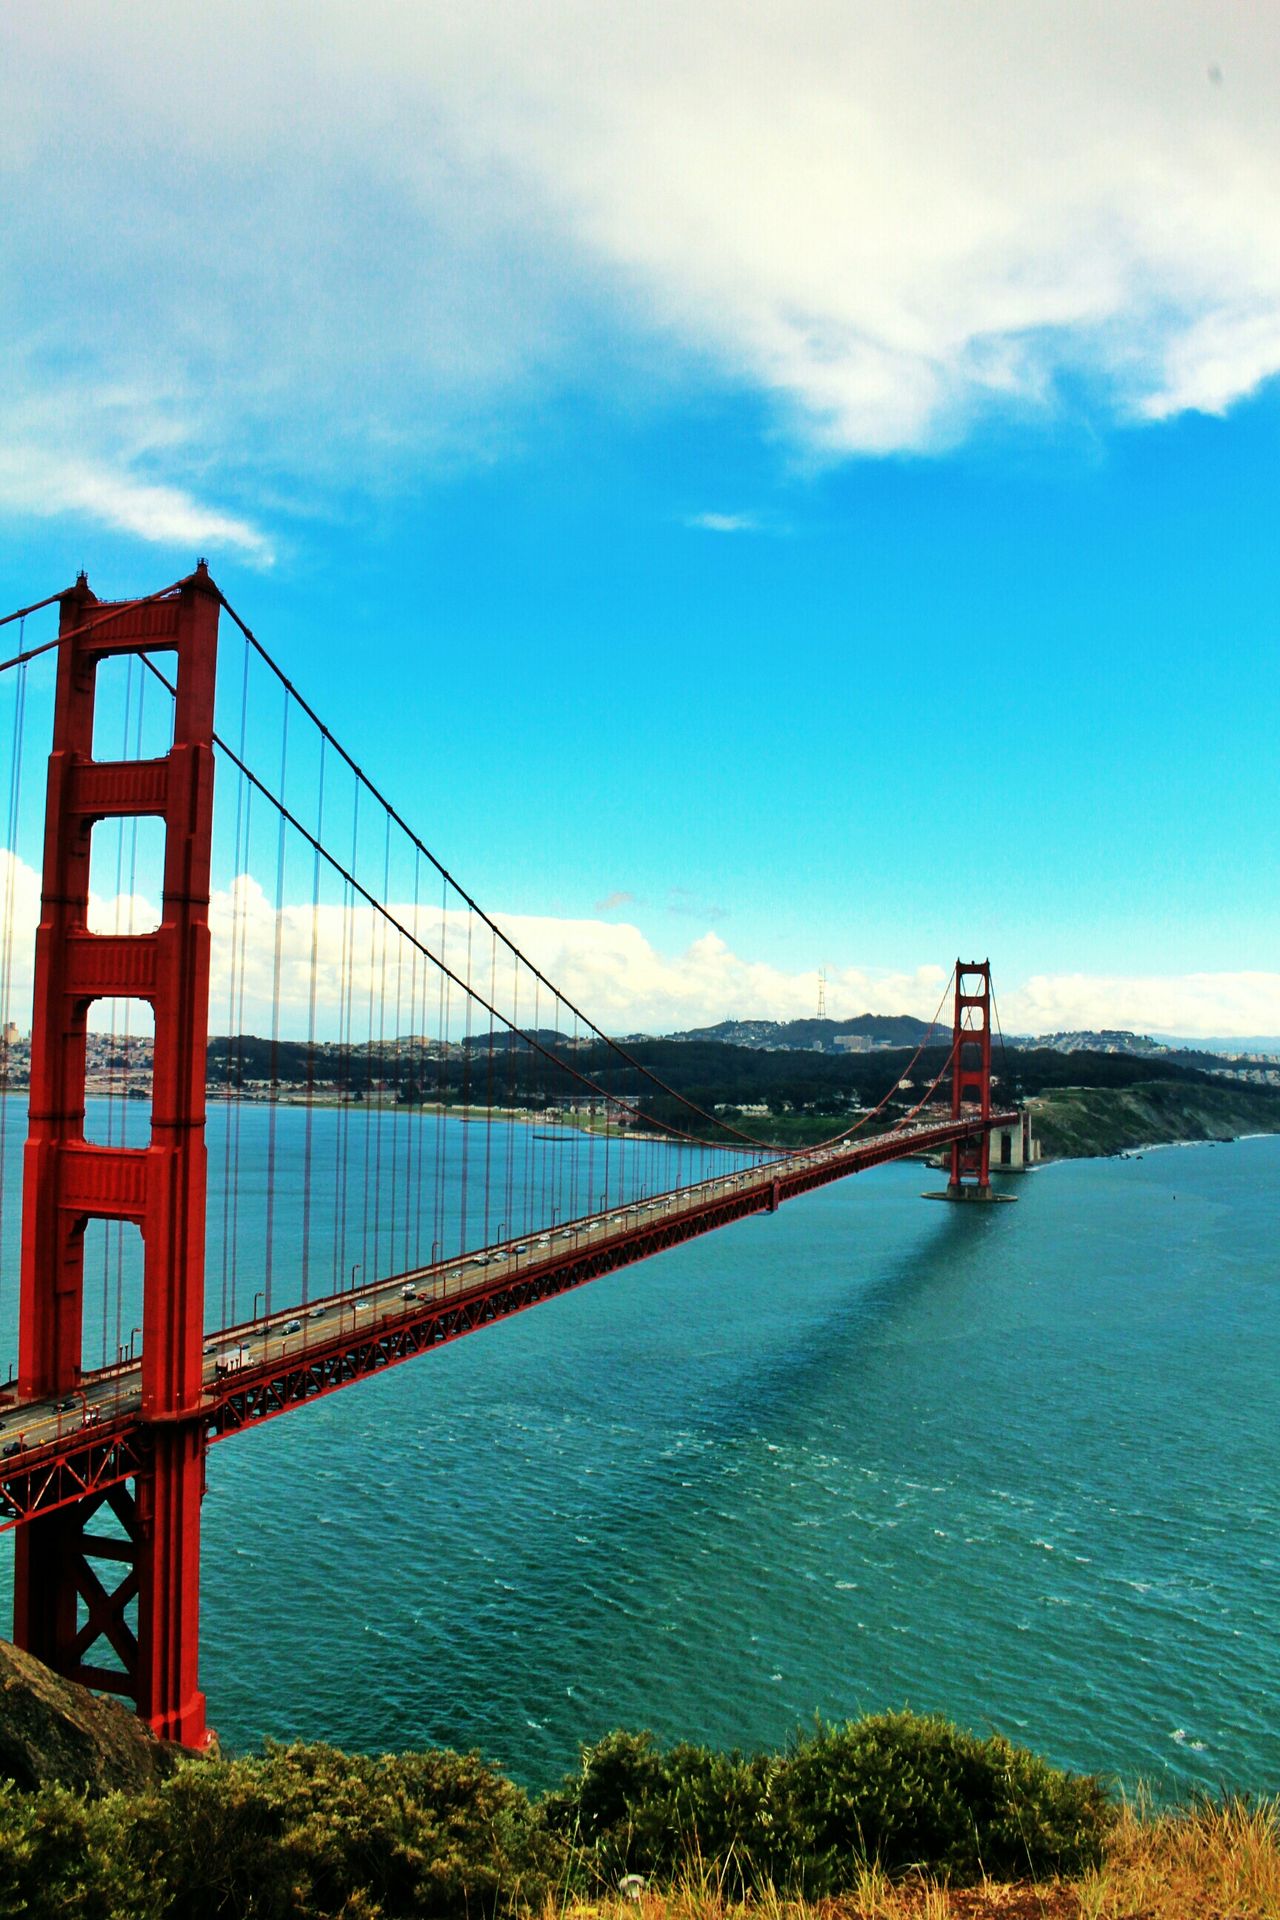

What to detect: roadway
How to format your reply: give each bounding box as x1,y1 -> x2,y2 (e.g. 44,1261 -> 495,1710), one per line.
0,1114 -> 1007,1466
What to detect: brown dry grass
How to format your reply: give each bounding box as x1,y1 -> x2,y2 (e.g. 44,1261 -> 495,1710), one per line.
554,1795 -> 1280,1920
1075,1794 -> 1280,1919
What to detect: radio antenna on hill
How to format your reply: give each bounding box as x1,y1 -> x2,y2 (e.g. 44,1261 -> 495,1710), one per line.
817,967 -> 827,1020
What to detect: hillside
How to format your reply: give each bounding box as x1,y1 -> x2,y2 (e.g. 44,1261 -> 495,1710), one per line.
661,1013 -> 937,1051
196,1030 -> 1280,1158
1028,1079 -> 1280,1159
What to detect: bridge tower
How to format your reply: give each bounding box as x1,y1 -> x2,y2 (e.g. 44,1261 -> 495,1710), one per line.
946,959 -> 995,1200
14,566 -> 219,1746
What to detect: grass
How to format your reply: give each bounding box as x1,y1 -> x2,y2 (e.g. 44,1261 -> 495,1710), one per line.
551,1795 -> 1280,1918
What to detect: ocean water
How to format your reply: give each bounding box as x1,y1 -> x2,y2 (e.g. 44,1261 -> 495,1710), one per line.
0,1103 -> 1277,1799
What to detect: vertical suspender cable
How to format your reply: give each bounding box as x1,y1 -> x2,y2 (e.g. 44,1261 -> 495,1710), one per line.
361,804 -> 377,1284
229,635 -> 254,1327
301,735 -> 325,1307
506,947 -> 517,1239
434,874 -> 448,1261
375,812 -> 391,1277
484,926 -> 497,1252
407,848 -> 421,1272
221,635 -> 249,1332
389,820 -> 405,1272
459,913 -> 473,1252
263,693 -> 289,1320
0,648 -> 29,1370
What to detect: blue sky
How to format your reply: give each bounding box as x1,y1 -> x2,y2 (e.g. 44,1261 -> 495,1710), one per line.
2,3 -> 1278,1038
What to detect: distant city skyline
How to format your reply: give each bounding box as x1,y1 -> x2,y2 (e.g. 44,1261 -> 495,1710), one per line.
1,4 -> 1277,1039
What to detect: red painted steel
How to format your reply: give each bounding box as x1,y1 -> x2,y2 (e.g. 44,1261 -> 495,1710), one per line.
13,567 -> 219,1746
949,960 -> 993,1193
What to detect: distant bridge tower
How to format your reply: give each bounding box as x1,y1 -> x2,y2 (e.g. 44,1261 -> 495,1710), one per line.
15,566 -> 219,1747
945,959 -> 996,1200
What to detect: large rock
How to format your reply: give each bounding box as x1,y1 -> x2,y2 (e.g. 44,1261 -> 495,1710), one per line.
0,1639 -> 182,1795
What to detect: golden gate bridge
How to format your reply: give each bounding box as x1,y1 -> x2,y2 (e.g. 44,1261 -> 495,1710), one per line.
0,567 -> 1016,1748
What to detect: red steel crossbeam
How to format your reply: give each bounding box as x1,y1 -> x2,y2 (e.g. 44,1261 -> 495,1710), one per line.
13,567 -> 219,1746
0,1110 -> 1015,1532
0,1424 -> 152,1528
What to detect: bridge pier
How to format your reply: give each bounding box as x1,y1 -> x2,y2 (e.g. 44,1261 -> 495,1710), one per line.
987,1110 -> 1038,1173
924,1182 -> 1017,1204
135,1421 -> 207,1745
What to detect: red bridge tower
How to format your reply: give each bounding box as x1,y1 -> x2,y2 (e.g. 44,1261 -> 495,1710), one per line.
15,567 -> 219,1746
945,959 -> 996,1200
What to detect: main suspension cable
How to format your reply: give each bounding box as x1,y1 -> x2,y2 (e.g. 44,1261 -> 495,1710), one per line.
135,630 -> 970,1164
212,593 -> 795,1152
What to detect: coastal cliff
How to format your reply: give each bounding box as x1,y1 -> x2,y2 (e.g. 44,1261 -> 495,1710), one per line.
1028,1079 -> 1280,1160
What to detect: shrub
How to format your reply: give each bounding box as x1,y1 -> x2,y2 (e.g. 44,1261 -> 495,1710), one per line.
543,1731 -> 773,1891
128,1741 -> 562,1920
545,1714 -> 1112,1892
0,1779 -> 161,1920
770,1713 -> 1112,1888
0,1717 -> 1112,1911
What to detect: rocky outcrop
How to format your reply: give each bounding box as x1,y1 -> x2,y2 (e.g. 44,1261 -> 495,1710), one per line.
0,1639 -> 183,1795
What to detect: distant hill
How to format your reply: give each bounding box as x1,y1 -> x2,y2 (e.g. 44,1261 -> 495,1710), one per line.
1013,1029 -> 1280,1074
1024,1028 -> 1165,1056
661,1013 -> 939,1053
1152,1033 -> 1280,1057
460,1028 -> 573,1052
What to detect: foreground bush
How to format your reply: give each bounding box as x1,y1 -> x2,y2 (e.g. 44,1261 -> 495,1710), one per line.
771,1713 -> 1111,1887
546,1713 -> 1112,1890
0,1742 -> 560,1920
0,1715 -> 1113,1914
0,1779 -> 158,1919
543,1729 -> 775,1890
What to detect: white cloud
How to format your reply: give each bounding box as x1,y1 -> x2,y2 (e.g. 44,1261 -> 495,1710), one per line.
0,442 -> 273,563
1001,971 -> 1280,1043
2,1 -> 1280,545
454,1 -> 1280,450
685,512 -> 760,534
1137,306 -> 1280,422
3,851 -> 1276,1044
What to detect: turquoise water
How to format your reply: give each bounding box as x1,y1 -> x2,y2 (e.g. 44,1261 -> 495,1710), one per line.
1,1105 -> 1278,1798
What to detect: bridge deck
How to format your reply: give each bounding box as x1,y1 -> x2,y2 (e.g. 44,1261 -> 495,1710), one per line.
0,1111 -> 1017,1529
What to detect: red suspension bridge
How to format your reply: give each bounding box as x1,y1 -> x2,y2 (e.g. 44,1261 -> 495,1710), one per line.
0,567 -> 1018,1748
